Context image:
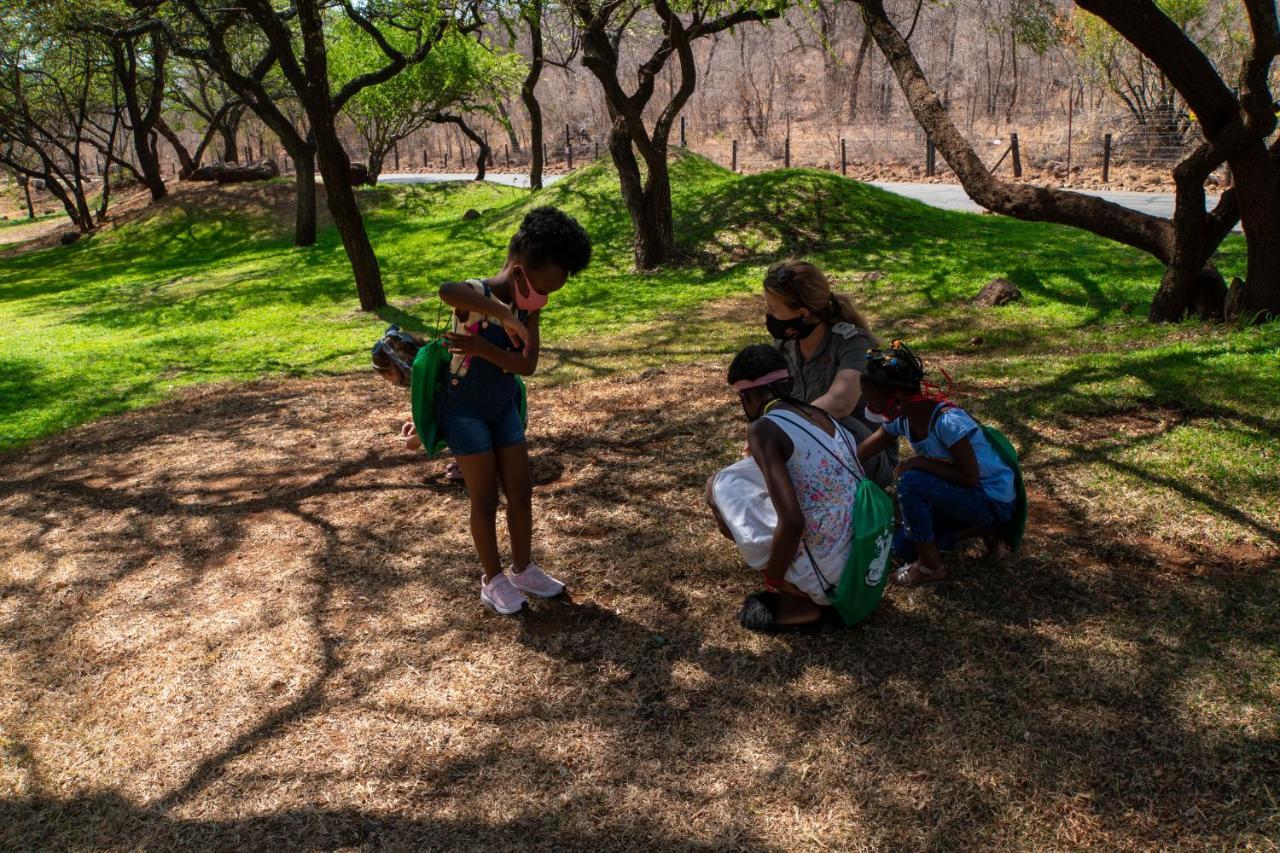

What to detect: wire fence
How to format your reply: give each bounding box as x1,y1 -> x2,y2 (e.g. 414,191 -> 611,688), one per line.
151,105 -> 1234,186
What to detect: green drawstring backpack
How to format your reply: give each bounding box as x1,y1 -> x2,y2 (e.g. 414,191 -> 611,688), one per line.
768,410 -> 894,627
978,424 -> 1027,551
409,338 -> 528,457
826,478 -> 895,626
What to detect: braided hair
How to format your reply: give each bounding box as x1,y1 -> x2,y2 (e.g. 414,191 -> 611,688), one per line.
862,340 -> 925,392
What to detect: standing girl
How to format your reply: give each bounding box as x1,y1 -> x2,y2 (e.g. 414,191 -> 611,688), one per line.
437,207 -> 592,614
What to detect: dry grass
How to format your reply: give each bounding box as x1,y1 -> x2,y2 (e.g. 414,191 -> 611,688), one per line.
1,365 -> 1278,850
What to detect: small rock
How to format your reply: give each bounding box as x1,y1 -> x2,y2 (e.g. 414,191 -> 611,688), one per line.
462,208 -> 480,221
968,336 -> 984,346
60,231 -> 81,246
857,270 -> 884,283
973,277 -> 1021,307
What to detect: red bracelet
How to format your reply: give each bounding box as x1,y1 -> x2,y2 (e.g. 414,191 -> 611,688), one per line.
762,572 -> 780,592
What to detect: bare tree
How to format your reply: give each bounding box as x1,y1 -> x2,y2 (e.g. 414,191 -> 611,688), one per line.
571,0 -> 784,269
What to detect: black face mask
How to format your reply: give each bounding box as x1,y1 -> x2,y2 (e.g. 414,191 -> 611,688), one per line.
766,313 -> 818,341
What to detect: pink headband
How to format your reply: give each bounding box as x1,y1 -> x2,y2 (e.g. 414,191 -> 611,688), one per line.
732,368 -> 790,391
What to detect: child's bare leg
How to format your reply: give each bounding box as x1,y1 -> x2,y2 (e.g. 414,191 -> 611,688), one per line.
915,541 -> 944,574
455,451 -> 503,581
495,442 -> 532,570
704,475 -> 734,540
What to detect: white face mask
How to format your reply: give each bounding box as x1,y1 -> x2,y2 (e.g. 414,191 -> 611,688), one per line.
863,408 -> 891,424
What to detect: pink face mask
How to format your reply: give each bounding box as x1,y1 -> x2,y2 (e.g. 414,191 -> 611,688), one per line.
513,271 -> 548,311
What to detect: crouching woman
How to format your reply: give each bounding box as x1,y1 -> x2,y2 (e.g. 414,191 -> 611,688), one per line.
706,345 -> 868,632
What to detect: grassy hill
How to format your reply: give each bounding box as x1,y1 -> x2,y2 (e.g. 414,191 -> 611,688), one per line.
0,152 -> 1276,546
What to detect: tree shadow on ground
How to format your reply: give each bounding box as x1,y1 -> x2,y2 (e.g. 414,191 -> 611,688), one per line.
0,367 -> 1276,849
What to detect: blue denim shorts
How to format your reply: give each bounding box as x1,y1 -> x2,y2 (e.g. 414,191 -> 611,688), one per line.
438,379 -> 526,456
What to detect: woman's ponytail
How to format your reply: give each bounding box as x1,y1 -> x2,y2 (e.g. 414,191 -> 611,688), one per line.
765,259 -> 877,344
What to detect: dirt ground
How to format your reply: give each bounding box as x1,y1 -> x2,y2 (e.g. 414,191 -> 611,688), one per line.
1,367 -> 1277,850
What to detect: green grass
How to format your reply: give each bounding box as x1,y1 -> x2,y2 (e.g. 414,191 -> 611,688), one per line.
1,152 -> 1277,546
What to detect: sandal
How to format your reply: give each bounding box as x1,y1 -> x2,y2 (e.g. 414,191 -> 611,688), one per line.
444,460 -> 465,482
891,562 -> 951,589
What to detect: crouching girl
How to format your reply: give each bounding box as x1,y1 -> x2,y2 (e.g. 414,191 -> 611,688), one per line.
707,345 -> 869,632
855,342 -> 1018,588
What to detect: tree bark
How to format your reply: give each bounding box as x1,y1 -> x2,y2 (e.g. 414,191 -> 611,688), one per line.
294,1 -> 385,311
522,0 -> 546,189
1075,0 -> 1279,321
495,101 -> 522,154
846,29 -> 872,122
607,122 -> 674,268
110,33 -> 168,202
293,148 -> 317,248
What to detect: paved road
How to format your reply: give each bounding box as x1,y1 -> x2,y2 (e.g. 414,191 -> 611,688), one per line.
867,181 -> 1238,230
379,172 -> 1239,230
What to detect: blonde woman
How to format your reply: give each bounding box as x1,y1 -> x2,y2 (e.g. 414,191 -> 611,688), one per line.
762,259 -> 896,485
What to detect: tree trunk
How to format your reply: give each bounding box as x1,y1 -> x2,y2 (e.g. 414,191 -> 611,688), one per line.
521,0 -> 546,190
607,124 -> 674,269
496,101 -> 522,154
221,121 -> 239,163
21,177 -> 34,220
442,116 -> 489,181
367,149 -> 386,186
1229,144 -> 1280,320
313,127 -> 384,309
112,37 -> 167,202
293,149 -> 317,248
846,29 -> 872,122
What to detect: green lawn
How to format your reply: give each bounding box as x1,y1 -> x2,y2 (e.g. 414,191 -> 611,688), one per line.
1,152 -> 1277,547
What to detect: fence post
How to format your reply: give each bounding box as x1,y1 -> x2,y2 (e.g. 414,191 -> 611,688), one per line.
784,135 -> 791,168
1010,132 -> 1022,178
680,115 -> 687,147
926,138 -> 936,177
1066,91 -> 1074,173
565,124 -> 572,170
732,138 -> 738,172
594,140 -> 599,160
840,138 -> 847,176
1102,133 -> 1112,183
505,144 -> 510,168
543,143 -> 549,170
393,142 -> 400,171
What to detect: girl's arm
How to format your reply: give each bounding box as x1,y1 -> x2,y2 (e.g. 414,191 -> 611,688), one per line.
857,426 -> 894,462
898,435 -> 981,487
811,368 -> 861,419
439,281 -> 528,349
445,310 -> 542,376
748,419 -> 805,586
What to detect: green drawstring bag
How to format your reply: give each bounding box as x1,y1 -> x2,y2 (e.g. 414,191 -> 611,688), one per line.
410,339 -> 528,457
979,425 -> 1028,551
768,410 -> 893,628
828,479 -> 895,626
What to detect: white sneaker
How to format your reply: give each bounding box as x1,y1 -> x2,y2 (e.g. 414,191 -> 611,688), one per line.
506,562 -> 565,598
480,573 -> 526,615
